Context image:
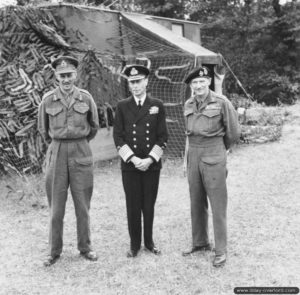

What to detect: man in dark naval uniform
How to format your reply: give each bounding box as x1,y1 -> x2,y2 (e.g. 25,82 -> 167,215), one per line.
38,55 -> 99,266
182,66 -> 240,267
113,64 -> 168,258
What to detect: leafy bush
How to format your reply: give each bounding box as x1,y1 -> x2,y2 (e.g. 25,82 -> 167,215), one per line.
253,71 -> 299,105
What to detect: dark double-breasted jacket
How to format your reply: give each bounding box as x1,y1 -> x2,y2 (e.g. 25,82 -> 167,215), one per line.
113,94 -> 168,171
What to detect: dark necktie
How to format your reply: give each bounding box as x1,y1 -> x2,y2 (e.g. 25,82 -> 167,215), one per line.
138,100 -> 142,110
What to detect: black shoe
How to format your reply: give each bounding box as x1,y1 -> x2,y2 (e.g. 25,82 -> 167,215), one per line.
213,254 -> 226,267
145,245 -> 161,255
126,249 -> 139,258
43,255 -> 60,267
182,244 -> 212,256
80,251 -> 98,261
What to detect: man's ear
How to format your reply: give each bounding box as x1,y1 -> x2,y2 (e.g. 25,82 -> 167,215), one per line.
207,77 -> 212,86
144,78 -> 149,86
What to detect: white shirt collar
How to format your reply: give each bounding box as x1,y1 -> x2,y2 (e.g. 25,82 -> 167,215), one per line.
133,94 -> 146,106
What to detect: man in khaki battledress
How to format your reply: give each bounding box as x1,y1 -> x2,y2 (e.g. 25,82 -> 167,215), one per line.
182,66 -> 240,267
38,55 -> 99,266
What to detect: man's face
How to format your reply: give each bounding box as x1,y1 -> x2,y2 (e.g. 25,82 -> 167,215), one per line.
128,77 -> 148,98
55,71 -> 77,92
190,77 -> 211,97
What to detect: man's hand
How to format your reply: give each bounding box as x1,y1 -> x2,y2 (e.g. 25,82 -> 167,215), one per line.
134,157 -> 154,171
130,156 -> 142,167
138,158 -> 154,171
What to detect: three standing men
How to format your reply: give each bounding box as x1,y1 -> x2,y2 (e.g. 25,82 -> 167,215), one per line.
113,65 -> 168,258
182,66 -> 240,267
38,55 -> 99,266
38,56 -> 238,267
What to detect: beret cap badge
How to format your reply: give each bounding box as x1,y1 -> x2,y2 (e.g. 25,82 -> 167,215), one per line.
199,67 -> 208,77
184,66 -> 211,84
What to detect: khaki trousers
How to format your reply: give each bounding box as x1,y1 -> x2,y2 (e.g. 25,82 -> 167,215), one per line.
45,138 -> 94,257
187,137 -> 228,255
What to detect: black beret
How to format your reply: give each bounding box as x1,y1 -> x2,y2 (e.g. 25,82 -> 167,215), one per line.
122,64 -> 150,81
184,66 -> 211,84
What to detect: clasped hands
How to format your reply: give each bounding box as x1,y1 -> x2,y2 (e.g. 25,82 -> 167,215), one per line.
131,156 -> 154,171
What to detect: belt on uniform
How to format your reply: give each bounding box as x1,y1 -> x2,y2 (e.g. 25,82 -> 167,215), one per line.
52,137 -> 87,143
188,136 -> 224,147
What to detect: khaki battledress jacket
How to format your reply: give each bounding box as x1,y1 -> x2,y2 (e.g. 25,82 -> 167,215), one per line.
184,90 -> 240,149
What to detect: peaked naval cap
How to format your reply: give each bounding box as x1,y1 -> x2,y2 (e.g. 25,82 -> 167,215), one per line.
184,66 -> 211,84
122,65 -> 150,81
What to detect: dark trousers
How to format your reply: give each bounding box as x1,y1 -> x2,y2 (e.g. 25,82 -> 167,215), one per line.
121,170 -> 160,251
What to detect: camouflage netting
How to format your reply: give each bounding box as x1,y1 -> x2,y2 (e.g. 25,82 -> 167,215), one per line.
0,4 -> 197,176
0,5 -> 284,176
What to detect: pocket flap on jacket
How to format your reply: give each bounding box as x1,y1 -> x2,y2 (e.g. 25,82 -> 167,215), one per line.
202,109 -> 221,118
46,107 -> 63,116
201,155 -> 225,165
75,157 -> 93,166
184,108 -> 194,117
74,103 -> 89,114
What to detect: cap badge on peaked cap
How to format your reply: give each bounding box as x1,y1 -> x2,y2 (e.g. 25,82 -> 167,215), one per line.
60,60 -> 67,67
122,64 -> 150,81
55,59 -> 76,74
130,67 -> 138,76
51,55 -> 78,74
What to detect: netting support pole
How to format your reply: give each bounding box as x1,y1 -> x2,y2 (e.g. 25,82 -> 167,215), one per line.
220,54 -> 253,101
118,13 -> 128,95
194,55 -> 198,67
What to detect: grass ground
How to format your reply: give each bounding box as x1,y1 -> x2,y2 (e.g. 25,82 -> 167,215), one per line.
0,103 -> 300,295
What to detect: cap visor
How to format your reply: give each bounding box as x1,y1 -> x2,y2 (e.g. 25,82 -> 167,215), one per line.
56,69 -> 77,74
127,75 -> 146,81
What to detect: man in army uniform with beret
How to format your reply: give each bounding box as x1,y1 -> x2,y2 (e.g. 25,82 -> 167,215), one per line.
182,66 -> 240,267
38,55 -> 99,266
113,64 -> 168,258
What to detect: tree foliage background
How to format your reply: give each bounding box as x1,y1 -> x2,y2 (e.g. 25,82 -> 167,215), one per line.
16,0 -> 300,105
187,0 -> 300,105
